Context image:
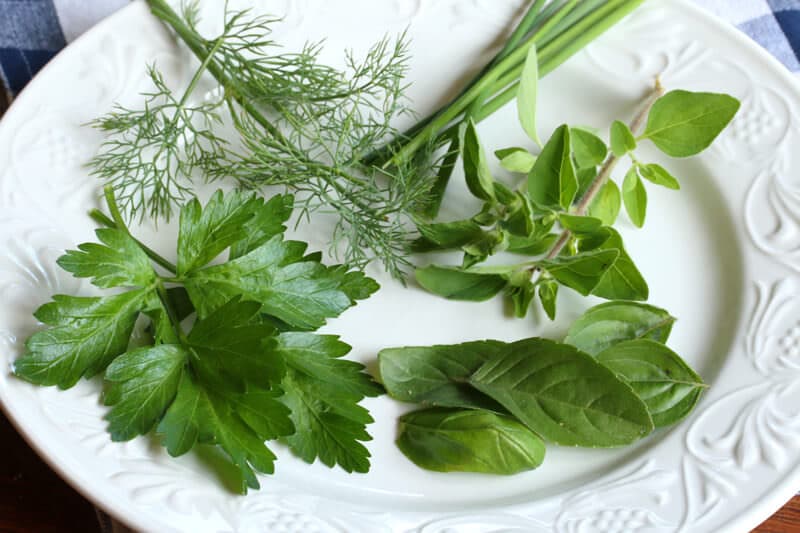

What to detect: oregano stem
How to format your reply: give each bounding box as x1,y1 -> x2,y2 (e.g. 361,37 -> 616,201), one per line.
544,78 -> 665,260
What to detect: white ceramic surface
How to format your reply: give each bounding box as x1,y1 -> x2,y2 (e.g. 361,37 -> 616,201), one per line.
1,1 -> 799,531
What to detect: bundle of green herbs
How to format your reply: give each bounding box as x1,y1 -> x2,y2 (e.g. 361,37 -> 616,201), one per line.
13,0 -> 741,488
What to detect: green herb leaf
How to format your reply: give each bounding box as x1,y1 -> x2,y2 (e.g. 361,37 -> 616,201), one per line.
461,120 -> 495,201
641,90 -> 740,157
495,147 -> 537,173
622,166 -> 647,228
412,220 -> 485,252
579,228 -> 648,301
104,344 -> 188,441
527,125 -> 578,210
537,248 -> 619,296
564,301 -> 676,356
379,340 -> 507,411
325,266 -> 381,304
186,298 -> 284,391
558,214 -> 603,233
517,44 -> 542,146
157,373 -> 278,493
610,120 -> 636,157
275,332 -> 379,472
538,279 -> 558,320
571,128 -> 607,169
587,180 -> 621,226
507,232 -> 558,255
396,408 -> 545,474
638,163 -> 680,190
470,338 -> 653,446
596,339 -> 705,427
415,265 -> 507,301
509,281 -> 536,319
229,193 -> 294,259
177,190 -> 260,275
184,234 -> 353,329
57,228 -> 156,289
15,289 -> 154,388
576,166 -> 598,200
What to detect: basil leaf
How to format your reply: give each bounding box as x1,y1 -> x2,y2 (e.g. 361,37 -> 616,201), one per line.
638,163 -> 680,190
517,44 -> 542,146
579,228 -> 648,301
596,339 -> 706,427
397,408 -> 545,474
622,166 -> 647,228
559,214 -> 603,233
470,338 -> 653,447
642,90 -> 740,157
610,120 -> 636,157
496,147 -> 537,173
412,220 -> 485,252
538,248 -> 619,296
538,279 -> 558,320
461,120 -> 495,201
587,179 -> 621,226
527,125 -> 578,210
379,340 -> 507,411
415,265 -> 507,301
571,128 -> 607,168
564,301 -> 676,356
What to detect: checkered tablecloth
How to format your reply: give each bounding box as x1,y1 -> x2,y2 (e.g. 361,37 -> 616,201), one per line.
1,0 -> 799,531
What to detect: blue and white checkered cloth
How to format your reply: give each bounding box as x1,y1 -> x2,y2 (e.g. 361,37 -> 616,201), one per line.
1,0 -> 800,101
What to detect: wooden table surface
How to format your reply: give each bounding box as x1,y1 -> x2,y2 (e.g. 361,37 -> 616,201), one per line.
1,75 -> 799,533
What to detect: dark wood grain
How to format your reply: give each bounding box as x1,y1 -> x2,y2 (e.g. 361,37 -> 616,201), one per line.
755,496 -> 800,533
0,412 -> 99,532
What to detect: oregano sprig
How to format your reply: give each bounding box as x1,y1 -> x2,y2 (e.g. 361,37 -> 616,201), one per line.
413,79 -> 740,320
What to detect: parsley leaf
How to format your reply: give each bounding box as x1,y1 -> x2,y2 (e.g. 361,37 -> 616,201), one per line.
184,235 -> 354,329
104,344 -> 187,441
15,289 -> 155,388
57,228 -> 155,288
15,189 -> 379,492
277,333 -> 381,472
157,372 -> 280,492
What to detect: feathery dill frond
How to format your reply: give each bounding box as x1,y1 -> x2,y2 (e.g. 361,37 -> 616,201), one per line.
88,2 -> 430,277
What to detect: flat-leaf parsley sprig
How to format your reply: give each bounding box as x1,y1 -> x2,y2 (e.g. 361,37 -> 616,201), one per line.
14,187 -> 381,493
90,0 -> 434,278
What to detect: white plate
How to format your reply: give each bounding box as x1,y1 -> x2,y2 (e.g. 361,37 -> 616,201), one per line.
1,1 -> 799,531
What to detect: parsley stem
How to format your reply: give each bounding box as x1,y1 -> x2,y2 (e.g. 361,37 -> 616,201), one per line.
155,279 -> 188,344
88,208 -> 179,275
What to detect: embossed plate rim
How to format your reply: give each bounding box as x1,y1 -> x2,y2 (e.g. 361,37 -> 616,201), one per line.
0,1 -> 798,532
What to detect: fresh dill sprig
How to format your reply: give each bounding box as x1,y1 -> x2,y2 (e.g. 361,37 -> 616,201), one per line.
87,65 -> 228,222
88,0 -> 434,278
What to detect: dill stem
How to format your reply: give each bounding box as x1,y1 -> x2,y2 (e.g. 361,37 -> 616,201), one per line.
89,207 -> 179,274
541,79 -> 664,263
